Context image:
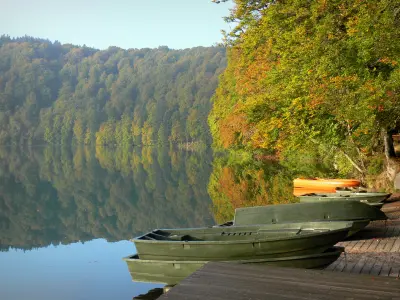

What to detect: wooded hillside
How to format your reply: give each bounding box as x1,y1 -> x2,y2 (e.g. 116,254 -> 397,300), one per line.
0,36 -> 226,146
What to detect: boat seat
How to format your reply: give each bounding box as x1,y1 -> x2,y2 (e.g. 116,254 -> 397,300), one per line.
221,231 -> 253,236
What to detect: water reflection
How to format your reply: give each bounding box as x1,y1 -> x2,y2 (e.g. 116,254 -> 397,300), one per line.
0,145 -> 337,299
0,146 -> 215,251
0,145 -> 216,300
208,155 -> 297,224
124,254 -> 203,286
208,149 -> 339,224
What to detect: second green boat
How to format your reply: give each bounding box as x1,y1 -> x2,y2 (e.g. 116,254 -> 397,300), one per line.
230,201 -> 386,237
298,192 -> 391,204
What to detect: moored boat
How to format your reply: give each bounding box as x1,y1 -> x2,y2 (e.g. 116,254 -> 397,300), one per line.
298,192 -> 391,204
294,178 -> 361,190
294,187 -> 337,196
231,201 -> 386,236
124,247 -> 344,285
132,221 -> 352,261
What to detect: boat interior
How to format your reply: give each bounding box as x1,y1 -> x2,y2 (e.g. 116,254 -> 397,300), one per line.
136,222 -> 351,242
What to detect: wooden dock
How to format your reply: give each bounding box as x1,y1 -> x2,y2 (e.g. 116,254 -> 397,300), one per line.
327,201 -> 400,277
159,262 -> 400,300
158,201 -> 400,299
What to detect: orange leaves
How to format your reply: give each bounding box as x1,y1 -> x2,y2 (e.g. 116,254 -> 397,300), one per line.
378,57 -> 398,67
386,90 -> 395,97
217,167 -> 270,209
235,55 -> 274,96
308,92 -> 325,109
218,108 -> 249,148
363,80 -> 377,93
329,75 -> 359,86
317,0 -> 328,13
230,36 -> 276,97
347,16 -> 359,36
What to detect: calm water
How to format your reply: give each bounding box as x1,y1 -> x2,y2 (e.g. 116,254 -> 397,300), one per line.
0,146 -> 217,300
0,145 -> 332,299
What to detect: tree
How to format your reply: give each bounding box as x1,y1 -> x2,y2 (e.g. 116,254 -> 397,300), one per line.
210,0 -> 400,176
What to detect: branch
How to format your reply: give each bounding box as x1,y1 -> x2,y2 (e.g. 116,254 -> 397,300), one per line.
341,151 -> 364,173
309,137 -> 364,174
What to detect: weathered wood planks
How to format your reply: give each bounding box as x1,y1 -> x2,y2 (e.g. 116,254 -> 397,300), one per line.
326,206 -> 400,277
159,262 -> 400,300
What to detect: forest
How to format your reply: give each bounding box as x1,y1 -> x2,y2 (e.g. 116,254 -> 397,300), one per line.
0,36 -> 226,146
209,0 -> 400,179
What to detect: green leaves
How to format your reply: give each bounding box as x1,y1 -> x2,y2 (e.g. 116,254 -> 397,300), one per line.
210,0 -> 400,174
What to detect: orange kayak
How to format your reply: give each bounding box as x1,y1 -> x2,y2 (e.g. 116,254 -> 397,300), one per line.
293,187 -> 338,196
293,178 -> 361,190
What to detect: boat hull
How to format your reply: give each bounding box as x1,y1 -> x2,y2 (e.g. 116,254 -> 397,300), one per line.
133,221 -> 352,261
298,192 -> 390,204
124,247 -> 344,285
232,201 -> 385,237
347,219 -> 370,236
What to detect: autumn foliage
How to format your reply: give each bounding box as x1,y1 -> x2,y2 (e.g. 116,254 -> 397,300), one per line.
209,0 -> 400,170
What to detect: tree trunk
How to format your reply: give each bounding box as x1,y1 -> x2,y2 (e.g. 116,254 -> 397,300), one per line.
382,127 -> 396,159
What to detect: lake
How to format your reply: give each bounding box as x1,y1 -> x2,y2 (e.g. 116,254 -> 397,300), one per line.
0,145 -> 328,299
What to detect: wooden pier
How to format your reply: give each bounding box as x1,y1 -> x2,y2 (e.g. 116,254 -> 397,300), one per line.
159,262 -> 400,300
327,201 -> 400,277
158,201 -> 400,300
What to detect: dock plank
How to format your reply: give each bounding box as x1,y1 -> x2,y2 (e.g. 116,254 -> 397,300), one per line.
383,238 -> 396,252
360,257 -> 376,274
380,262 -> 392,276
342,255 -> 358,273
327,201 -> 400,276
348,240 -> 365,253
391,238 -> 400,253
369,260 -> 382,276
333,255 -> 347,272
350,255 -> 369,274
343,240 -> 357,251
324,256 -> 340,271
160,263 -> 400,300
365,239 -> 380,252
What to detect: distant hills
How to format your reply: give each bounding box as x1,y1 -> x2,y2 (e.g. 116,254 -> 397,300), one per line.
0,35 -> 226,146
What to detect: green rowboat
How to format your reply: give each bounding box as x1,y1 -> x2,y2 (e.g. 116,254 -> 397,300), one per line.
231,201 -> 386,236
124,247 -> 344,285
133,221 -> 352,261
298,192 -> 391,204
